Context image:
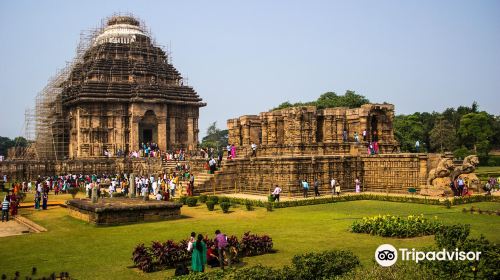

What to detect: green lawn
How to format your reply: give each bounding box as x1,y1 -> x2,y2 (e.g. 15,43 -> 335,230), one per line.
0,200 -> 499,279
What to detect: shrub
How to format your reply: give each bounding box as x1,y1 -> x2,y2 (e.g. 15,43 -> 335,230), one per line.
245,200 -> 253,211
186,197 -> 197,207
434,224 -> 470,249
266,202 -> 273,212
207,195 -> 219,204
219,196 -> 230,203
268,195 -> 275,202
220,202 -> 231,213
199,194 -> 208,203
292,250 -> 361,279
351,214 -> 442,238
341,262 -> 437,280
206,201 -> 215,211
444,199 -> 451,208
240,232 -> 273,256
179,196 -> 188,205
132,244 -> 154,272
424,226 -> 500,280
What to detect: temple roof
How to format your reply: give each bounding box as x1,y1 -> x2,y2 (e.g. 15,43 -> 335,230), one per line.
61,15 -> 205,108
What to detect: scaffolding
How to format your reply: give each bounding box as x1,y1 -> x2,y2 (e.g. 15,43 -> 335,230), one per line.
23,13 -> 194,160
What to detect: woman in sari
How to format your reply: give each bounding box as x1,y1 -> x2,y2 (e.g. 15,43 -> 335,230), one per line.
191,234 -> 207,272
9,193 -> 18,217
34,191 -> 41,210
230,144 -> 236,159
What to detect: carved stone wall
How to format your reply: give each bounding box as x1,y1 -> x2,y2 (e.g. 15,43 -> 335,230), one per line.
228,104 -> 398,157
197,154 -> 429,196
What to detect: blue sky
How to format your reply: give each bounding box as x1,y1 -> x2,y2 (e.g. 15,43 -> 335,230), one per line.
0,0 -> 499,139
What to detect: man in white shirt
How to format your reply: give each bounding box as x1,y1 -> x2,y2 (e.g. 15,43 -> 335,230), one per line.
251,143 -> 257,157
272,185 -> 282,202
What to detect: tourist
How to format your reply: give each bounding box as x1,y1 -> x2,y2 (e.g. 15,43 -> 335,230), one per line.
343,130 -> 347,142
109,180 -> 116,198
191,234 -> 207,273
449,180 -> 458,196
354,132 -> 359,143
9,192 -> 18,217
362,129 -> 367,141
209,157 -> 217,174
189,173 -> 195,196
415,140 -> 420,153
34,191 -> 41,210
42,192 -> 48,210
355,178 -> 361,193
155,192 -> 162,200
2,197 -> 9,222
457,177 -> 465,196
314,178 -> 320,197
122,179 -> 129,196
373,141 -> 379,154
207,244 -> 220,268
187,232 -> 196,252
251,142 -> 257,157
483,181 -> 492,196
330,178 -> 337,196
301,179 -> 309,198
170,178 -> 176,197
230,144 -> 236,159
226,144 -> 231,159
215,229 -> 230,269
272,185 -> 282,202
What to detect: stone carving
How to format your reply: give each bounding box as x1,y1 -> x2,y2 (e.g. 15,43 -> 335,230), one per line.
427,158 -> 455,185
451,155 -> 479,180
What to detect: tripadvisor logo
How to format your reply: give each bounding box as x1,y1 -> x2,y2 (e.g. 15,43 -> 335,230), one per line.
375,244 -> 398,267
375,244 -> 481,267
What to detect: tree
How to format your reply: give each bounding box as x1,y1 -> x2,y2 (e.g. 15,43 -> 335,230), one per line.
430,118 -> 456,152
458,112 -> 494,155
394,114 -> 425,152
201,122 -> 228,149
272,90 -> 370,111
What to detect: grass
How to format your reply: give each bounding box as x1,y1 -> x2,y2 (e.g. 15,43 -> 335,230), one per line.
475,166 -> 500,181
0,199 -> 499,279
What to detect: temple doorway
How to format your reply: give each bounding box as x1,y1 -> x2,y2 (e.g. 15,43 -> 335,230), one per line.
139,110 -> 158,147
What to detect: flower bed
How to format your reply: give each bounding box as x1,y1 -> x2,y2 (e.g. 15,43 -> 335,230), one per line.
132,231 -> 273,272
351,214 -> 443,238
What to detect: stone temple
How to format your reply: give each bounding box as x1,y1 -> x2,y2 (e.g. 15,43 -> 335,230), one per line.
63,16 -> 205,158
31,15 -> 205,161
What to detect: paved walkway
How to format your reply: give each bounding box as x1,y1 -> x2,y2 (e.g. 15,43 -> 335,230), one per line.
0,219 -> 32,237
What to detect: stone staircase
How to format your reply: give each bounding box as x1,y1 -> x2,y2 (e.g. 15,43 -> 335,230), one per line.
161,158 -> 187,172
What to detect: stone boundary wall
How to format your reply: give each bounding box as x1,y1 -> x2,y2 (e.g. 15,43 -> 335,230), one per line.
202,153 -> 430,196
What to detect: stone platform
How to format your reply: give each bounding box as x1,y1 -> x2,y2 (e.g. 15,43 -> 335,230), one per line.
66,198 -> 182,225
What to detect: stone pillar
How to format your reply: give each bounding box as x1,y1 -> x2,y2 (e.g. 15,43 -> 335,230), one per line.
187,118 -> 194,149
169,117 -> 176,147
130,173 -> 136,198
91,185 -> 98,203
131,116 -> 140,152
157,116 -> 167,152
